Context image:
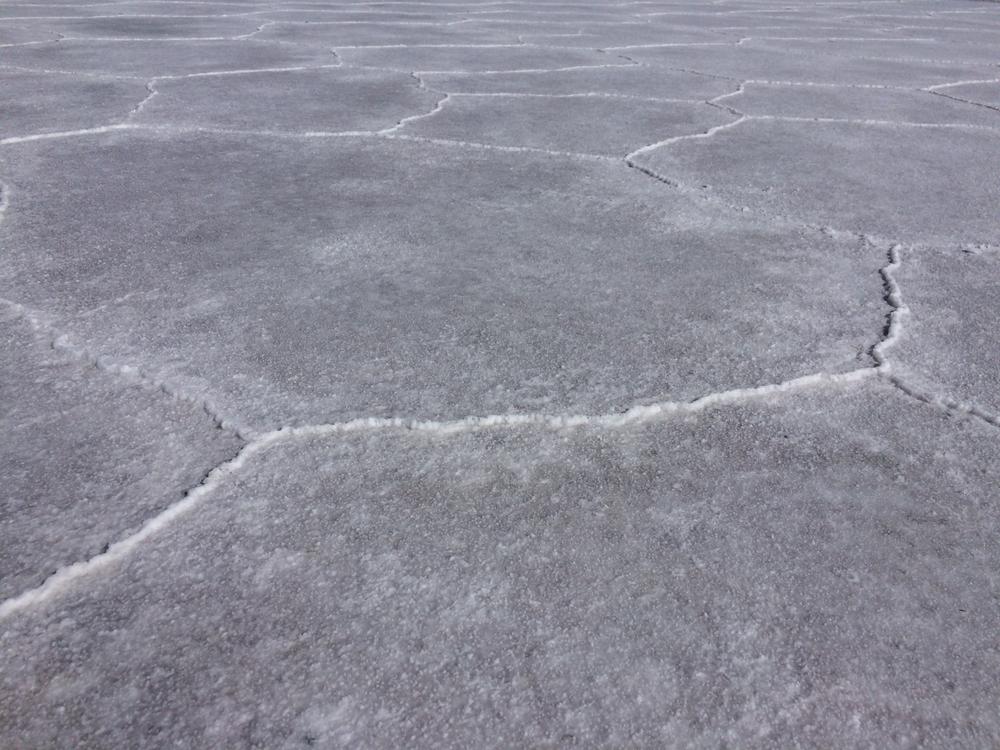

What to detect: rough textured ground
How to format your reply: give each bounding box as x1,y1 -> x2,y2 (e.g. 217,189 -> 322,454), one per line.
1,0 -> 998,747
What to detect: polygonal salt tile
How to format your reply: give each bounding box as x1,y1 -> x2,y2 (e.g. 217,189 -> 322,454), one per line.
634,118 -> 1000,244
1,39 -> 337,77
396,93 -> 735,156
1,132 -> 884,431
135,67 -> 440,133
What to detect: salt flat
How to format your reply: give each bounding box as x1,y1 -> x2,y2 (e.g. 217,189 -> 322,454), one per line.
1,0 -> 999,747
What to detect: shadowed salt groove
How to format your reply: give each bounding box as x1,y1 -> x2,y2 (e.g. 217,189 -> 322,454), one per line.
709,81 -> 746,105
618,95 -> 749,191
0,366 -> 878,622
926,87 -> 1000,115
886,376 -> 1000,428
621,148 -> 1000,433
871,244 -> 909,372
868,244 -> 1000,428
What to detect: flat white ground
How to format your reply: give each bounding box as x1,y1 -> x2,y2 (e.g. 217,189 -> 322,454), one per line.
1,0 -> 999,746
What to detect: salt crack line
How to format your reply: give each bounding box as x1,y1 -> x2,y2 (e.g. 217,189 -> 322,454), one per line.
334,43 -> 527,49
233,20 -> 276,40
0,123 -> 136,145
384,133 -> 615,160
259,20 -> 448,27
0,437 -> 264,621
152,61 -> 343,81
378,91 -> 451,134
743,79 -> 911,90
625,114 -> 747,162
0,40 -> 57,48
55,35 -> 242,42
0,366 -> 877,621
886,375 -> 1000,428
867,245 -> 1000,428
0,294 -> 246,440
286,369 -> 878,438
0,123 -> 615,159
747,115 -> 1000,132
0,13 -> 257,20
447,91 -> 705,104
740,35 -> 938,42
871,244 -> 909,372
622,143 -> 1000,429
926,89 -> 1000,115
709,81 -> 745,105
0,62 -> 344,82
0,63 -> 148,80
600,42 -> 736,49
413,62 -> 638,75
925,78 -> 1000,91
127,80 -> 158,119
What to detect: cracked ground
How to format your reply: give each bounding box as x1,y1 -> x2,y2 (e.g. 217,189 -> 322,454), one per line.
1,0 -> 999,746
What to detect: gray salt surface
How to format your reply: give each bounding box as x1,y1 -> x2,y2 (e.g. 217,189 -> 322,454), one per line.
636,119 -> 1000,244
12,15 -> 264,40
0,25 -> 60,44
0,39 -> 337,77
334,44 -> 616,73
727,81 -> 1000,126
256,20 -> 519,46
1,0 -> 1000,747
0,70 -> 147,139
892,247 -> 1000,416
422,64 -> 738,99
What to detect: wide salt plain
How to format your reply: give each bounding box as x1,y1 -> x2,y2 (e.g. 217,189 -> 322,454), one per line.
1,0 -> 999,746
